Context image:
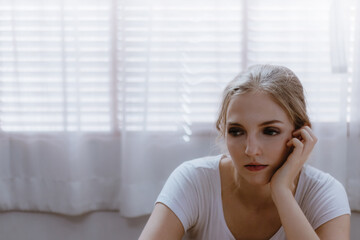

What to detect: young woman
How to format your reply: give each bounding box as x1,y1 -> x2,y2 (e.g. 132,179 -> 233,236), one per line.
139,65 -> 351,240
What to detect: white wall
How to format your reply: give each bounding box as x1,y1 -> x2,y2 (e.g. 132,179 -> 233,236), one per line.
0,211 -> 359,240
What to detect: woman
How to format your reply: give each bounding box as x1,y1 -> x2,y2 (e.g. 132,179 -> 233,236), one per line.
139,65 -> 351,240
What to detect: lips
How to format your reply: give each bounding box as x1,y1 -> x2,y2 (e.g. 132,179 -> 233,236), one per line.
244,164 -> 268,172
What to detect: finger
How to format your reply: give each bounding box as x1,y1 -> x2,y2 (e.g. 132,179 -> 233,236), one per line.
293,126 -> 316,141
292,129 -> 308,146
286,138 -> 309,167
286,137 -> 304,155
303,126 -> 318,143
292,128 -> 316,155
298,128 -> 313,141
293,127 -> 316,144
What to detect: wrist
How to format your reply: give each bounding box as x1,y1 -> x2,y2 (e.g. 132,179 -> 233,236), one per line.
270,171 -> 301,200
271,186 -> 294,205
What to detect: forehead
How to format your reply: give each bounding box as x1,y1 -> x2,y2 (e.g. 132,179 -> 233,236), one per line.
226,91 -> 292,125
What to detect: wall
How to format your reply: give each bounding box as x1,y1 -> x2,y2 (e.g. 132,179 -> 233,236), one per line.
0,211 -> 359,240
0,211 -> 146,240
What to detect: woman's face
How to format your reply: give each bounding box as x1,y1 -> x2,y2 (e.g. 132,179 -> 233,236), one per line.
225,91 -> 295,186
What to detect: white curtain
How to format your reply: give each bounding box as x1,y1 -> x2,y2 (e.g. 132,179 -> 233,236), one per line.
0,0 -> 121,215
347,0 -> 360,211
0,133 -> 122,215
0,0 -> 359,218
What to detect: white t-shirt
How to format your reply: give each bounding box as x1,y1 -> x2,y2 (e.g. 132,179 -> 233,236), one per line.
156,155 -> 351,240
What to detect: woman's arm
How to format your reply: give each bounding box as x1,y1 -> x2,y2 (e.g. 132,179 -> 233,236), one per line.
272,189 -> 350,240
316,214 -> 350,239
138,203 -> 185,240
271,188 -> 320,240
270,126 -> 350,239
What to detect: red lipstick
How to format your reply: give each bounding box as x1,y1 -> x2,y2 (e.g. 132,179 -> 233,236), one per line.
244,163 -> 268,172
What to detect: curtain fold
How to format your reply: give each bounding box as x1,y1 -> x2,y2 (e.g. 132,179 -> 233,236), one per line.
347,0 -> 360,211
0,133 -> 121,215
119,128 -> 219,217
329,0 -> 349,73
307,0 -> 349,185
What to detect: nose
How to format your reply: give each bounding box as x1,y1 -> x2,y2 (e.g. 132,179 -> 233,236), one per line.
244,135 -> 261,157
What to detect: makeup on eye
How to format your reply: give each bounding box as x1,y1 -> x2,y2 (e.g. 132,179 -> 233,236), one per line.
227,127 -> 244,136
227,127 -> 281,137
226,120 -> 284,137
263,127 -> 281,136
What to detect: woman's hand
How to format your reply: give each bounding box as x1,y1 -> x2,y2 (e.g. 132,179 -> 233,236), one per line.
270,126 -> 318,196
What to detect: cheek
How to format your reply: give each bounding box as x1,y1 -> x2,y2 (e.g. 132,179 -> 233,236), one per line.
226,137 -> 235,152
226,137 -> 244,153
268,137 -> 291,160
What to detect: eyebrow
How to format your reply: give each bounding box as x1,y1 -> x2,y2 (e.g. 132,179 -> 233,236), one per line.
227,120 -> 284,127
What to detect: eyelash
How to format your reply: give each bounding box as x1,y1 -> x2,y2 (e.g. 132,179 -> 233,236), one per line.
263,128 -> 280,136
228,128 -> 244,137
227,127 -> 280,137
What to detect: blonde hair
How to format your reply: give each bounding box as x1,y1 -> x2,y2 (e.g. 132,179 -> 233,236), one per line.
216,64 -> 311,138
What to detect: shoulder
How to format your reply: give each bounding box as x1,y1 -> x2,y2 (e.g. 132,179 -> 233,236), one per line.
156,155 -> 223,232
180,154 -> 222,169
299,165 -> 348,200
301,164 -> 333,181
160,154 -> 222,194
299,165 -> 346,195
173,154 -> 222,179
299,165 -> 332,188
296,165 -> 351,229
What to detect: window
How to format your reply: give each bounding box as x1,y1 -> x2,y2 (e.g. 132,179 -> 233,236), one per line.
0,0 -> 356,133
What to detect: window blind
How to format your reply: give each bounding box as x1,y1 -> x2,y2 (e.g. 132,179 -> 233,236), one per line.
117,0 -> 243,133
246,0 -> 354,123
348,1 -> 357,122
0,0 -> 113,132
0,0 -> 356,133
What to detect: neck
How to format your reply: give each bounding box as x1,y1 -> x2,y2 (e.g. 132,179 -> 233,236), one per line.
220,156 -> 299,210
231,173 -> 274,210
230,166 -> 300,210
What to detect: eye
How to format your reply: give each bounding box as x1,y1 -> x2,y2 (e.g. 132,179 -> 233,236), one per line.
263,127 -> 280,136
227,127 -> 244,137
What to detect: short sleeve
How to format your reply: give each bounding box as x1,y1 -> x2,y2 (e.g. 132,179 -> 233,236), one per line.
155,161 -> 200,231
300,171 -> 351,230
